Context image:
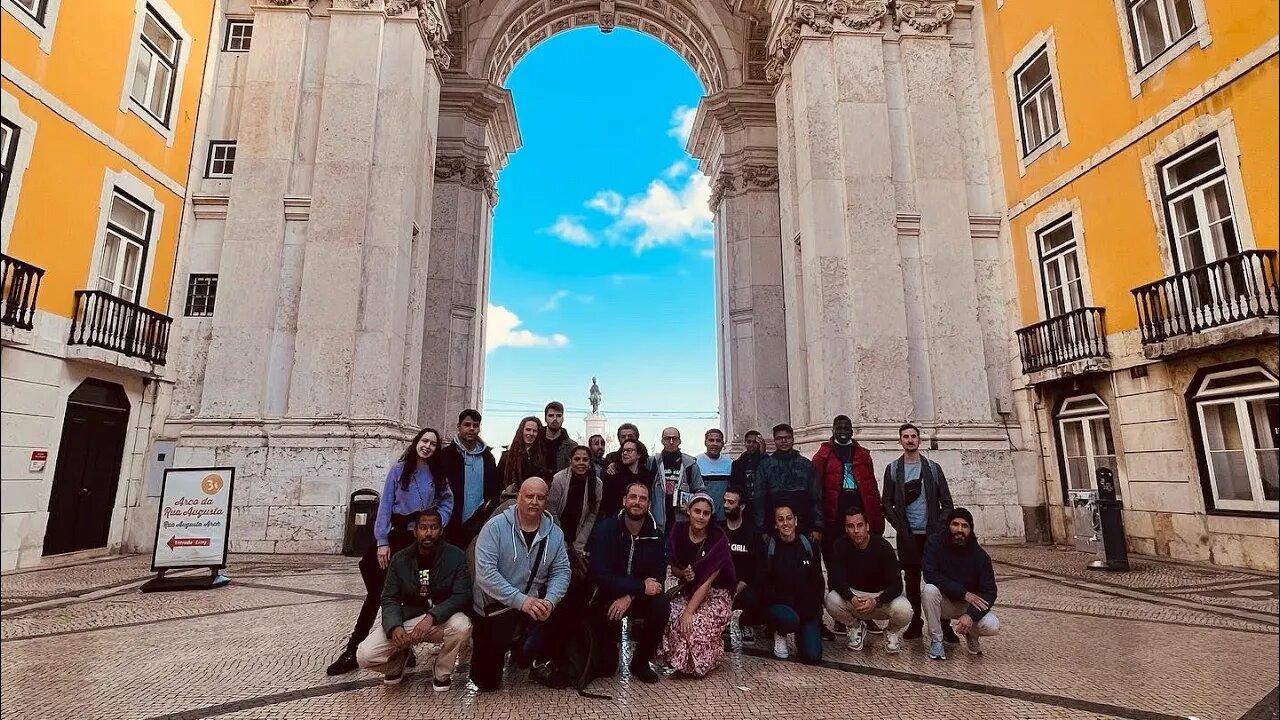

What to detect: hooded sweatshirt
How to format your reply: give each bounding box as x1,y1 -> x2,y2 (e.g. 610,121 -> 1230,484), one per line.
472,505 -> 571,614
922,508 -> 997,621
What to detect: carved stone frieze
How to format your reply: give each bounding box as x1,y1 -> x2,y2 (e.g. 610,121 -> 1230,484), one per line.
435,155 -> 498,204
764,0 -> 889,82
893,0 -> 956,35
708,163 -> 780,210
386,0 -> 454,69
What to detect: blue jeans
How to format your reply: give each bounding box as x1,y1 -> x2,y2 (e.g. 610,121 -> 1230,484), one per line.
766,604 -> 823,665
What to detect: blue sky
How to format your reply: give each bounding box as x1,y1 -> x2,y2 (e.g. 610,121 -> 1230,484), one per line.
482,28 -> 720,450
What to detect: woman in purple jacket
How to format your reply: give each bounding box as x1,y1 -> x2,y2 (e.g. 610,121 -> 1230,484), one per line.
326,427 -> 454,675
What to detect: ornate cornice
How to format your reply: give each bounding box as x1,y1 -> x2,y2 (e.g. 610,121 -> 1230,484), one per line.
708,163 -> 780,210
892,0 -> 956,35
386,0 -> 453,70
764,0 -> 889,82
435,155 -> 498,205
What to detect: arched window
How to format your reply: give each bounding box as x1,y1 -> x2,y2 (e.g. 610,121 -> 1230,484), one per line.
1057,393 -> 1119,496
1190,365 -> 1278,513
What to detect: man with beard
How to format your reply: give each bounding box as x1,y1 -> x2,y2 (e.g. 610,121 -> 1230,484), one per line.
586,482 -> 669,683
922,508 -> 1000,660
355,509 -> 473,690
721,487 -> 763,644
541,401 -> 575,473
754,424 -> 822,548
881,422 -> 954,640
588,434 -> 607,473
729,430 -> 766,511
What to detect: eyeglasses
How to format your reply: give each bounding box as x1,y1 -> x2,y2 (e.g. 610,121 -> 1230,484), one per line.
661,436 -> 679,441
621,447 -> 637,454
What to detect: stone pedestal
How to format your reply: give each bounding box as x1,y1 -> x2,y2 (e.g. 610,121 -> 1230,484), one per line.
584,412 -> 607,443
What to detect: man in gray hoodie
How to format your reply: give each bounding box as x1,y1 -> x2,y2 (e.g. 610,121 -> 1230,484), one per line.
469,477 -> 571,692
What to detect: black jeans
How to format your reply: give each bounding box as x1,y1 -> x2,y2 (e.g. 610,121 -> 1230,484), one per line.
470,611 -> 546,691
900,533 -> 928,627
590,593 -> 671,672
733,585 -> 763,627
345,525 -> 412,652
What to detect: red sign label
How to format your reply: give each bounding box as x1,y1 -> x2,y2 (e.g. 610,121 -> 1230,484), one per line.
31,450 -> 47,461
166,536 -> 212,550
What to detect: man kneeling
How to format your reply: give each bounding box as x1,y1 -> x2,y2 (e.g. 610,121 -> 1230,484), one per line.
824,508 -> 912,653
922,508 -> 1000,660
356,508 -> 473,690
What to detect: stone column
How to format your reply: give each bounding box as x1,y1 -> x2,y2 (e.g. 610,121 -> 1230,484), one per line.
896,0 -> 992,424
689,88 -> 790,442
199,1 -> 313,417
417,74 -> 520,432
765,0 -> 912,430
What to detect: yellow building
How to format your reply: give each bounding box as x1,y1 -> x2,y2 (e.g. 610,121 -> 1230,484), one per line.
1,0 -> 215,569
980,0 -> 1278,570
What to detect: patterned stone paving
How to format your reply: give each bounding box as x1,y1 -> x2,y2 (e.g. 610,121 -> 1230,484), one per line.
0,545 -> 1276,720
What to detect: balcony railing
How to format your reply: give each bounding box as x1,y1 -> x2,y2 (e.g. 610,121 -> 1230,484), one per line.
68,290 -> 172,365
1132,250 -> 1279,344
1016,307 -> 1109,375
1,253 -> 45,331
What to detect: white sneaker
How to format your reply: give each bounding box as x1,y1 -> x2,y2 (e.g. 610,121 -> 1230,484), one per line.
965,633 -> 983,656
846,622 -> 866,651
423,642 -> 442,655
773,633 -> 790,659
885,631 -> 903,654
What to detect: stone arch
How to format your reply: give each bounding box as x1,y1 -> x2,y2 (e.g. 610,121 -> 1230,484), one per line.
460,0 -> 758,92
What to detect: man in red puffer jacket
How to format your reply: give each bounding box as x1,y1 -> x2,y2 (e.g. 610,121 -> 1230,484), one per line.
812,414 -> 884,543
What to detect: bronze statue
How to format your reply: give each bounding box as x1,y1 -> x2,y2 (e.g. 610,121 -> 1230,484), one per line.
589,376 -> 602,414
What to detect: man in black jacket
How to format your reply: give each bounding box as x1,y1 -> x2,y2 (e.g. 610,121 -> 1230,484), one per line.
881,422 -> 954,639
824,508 -> 912,654
438,409 -> 501,547
729,429 -> 766,512
586,481 -> 669,684
355,509 -> 472,690
922,507 -> 1001,660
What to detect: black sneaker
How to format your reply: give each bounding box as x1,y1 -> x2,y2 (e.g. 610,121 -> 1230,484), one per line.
903,621 -> 924,640
530,662 -> 570,690
741,625 -> 755,644
406,651 -> 417,668
943,625 -> 960,644
630,661 -> 661,684
432,675 -> 452,692
326,649 -> 358,676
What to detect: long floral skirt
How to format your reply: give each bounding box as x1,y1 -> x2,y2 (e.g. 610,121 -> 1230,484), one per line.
660,587 -> 734,677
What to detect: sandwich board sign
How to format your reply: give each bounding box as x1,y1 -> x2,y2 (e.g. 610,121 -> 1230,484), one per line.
141,467 -> 235,592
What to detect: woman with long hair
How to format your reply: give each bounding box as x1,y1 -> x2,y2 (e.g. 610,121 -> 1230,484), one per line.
326,427 -> 454,675
497,416 -> 551,489
661,492 -> 737,677
599,438 -> 648,518
548,445 -> 603,552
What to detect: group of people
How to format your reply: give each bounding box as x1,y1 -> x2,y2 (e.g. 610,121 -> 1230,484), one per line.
324,402 -> 1003,692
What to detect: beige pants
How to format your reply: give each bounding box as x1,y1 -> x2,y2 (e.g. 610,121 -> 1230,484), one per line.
356,612 -> 472,679
921,584 -> 1000,642
824,590 -> 913,633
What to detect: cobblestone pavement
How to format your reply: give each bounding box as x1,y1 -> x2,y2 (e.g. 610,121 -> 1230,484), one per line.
1,545 -> 1276,720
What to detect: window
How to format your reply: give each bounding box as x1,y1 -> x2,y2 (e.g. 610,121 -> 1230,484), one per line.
9,0 -> 46,24
1127,0 -> 1196,68
205,141 -> 236,178
129,7 -> 181,126
1159,136 -> 1240,273
183,274 -> 217,317
1035,216 -> 1084,318
223,18 -> 252,52
1057,394 -> 1119,496
1014,47 -> 1061,156
97,191 -> 152,302
1192,366 -> 1278,513
0,118 -> 17,215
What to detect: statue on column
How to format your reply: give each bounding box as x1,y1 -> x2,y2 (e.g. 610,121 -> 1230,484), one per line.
589,376 -> 602,414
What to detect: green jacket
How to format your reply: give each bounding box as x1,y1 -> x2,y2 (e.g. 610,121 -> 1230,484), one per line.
381,541 -> 471,634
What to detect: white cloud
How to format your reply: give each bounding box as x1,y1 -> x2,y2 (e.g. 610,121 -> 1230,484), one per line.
539,290 -> 595,312
668,105 -> 697,145
663,160 -> 690,179
618,173 -> 713,253
486,304 -> 569,353
586,190 -> 623,216
545,215 -> 597,247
